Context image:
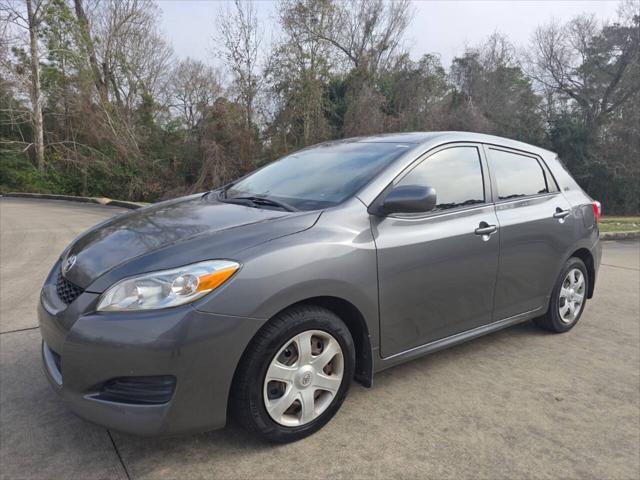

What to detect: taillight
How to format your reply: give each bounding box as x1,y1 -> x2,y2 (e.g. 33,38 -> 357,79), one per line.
592,201 -> 601,224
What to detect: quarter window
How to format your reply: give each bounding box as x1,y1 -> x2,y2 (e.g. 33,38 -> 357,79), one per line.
397,146 -> 485,211
488,149 -> 549,200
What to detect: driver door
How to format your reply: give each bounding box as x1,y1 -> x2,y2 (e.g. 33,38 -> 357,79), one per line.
372,144 -> 500,357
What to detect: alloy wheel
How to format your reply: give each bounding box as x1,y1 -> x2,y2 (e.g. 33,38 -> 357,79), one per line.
558,268 -> 585,324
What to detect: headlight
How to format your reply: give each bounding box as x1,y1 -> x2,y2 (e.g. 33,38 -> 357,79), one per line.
96,260 -> 240,312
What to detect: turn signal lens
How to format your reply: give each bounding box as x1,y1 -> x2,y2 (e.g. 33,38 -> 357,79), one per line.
196,267 -> 239,292
97,260 -> 240,312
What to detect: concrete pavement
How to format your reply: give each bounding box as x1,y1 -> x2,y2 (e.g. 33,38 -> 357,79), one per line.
1,198 -> 638,479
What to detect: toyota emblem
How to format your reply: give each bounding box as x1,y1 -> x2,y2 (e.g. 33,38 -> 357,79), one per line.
63,255 -> 77,274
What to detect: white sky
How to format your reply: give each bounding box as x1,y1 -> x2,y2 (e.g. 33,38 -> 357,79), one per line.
156,0 -> 622,69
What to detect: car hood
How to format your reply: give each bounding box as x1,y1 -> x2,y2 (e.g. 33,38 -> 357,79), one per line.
62,193 -> 320,290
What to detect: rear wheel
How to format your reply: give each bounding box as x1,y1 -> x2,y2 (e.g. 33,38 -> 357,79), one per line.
534,257 -> 588,333
232,305 -> 355,443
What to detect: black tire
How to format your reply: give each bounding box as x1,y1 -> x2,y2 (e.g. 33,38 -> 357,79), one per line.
534,257 -> 589,333
231,305 -> 355,443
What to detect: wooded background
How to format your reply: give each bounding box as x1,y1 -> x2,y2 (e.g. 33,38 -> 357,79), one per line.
1,0 -> 638,213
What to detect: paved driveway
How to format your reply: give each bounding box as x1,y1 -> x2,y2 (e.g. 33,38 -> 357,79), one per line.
1,198 -> 638,479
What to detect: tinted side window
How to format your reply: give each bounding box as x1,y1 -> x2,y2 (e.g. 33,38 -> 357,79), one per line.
488,149 -> 549,200
398,146 -> 485,210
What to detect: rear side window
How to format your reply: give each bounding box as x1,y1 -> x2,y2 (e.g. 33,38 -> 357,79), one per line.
397,146 -> 485,210
488,149 -> 549,200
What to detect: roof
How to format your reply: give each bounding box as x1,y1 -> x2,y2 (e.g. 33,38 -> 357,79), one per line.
352,131 -> 556,157
353,132 -> 443,144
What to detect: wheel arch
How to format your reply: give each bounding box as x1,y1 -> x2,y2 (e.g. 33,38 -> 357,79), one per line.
230,295 -> 374,411
290,296 -> 374,388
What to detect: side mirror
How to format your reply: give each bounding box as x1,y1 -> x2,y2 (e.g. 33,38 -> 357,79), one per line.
381,185 -> 437,215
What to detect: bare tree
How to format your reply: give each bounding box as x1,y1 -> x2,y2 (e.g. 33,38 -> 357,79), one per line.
1,0 -> 46,169
298,0 -> 412,74
96,0 -> 173,112
170,58 -> 222,131
528,12 -> 640,138
215,0 -> 262,134
72,0 -> 172,113
0,17 -> 31,150
265,0 -> 335,148
65,0 -> 175,198
73,0 -> 108,103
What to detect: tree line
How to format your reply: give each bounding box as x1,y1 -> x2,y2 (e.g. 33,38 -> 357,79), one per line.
1,0 -> 638,213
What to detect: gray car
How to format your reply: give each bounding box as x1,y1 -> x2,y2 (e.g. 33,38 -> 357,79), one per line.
39,132 -> 601,442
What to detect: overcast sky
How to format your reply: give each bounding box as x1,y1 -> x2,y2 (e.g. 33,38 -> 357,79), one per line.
156,0 -> 622,69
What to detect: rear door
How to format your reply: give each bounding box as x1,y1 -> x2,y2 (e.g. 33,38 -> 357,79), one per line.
374,144 -> 500,358
485,145 -> 575,320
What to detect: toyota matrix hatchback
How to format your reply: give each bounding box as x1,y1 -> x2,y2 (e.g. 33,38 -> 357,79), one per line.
39,132 -> 601,442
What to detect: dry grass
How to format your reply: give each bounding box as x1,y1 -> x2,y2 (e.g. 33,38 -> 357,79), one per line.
600,216 -> 640,233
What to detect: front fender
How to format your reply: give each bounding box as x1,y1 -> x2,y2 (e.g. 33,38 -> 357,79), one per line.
194,199 -> 381,350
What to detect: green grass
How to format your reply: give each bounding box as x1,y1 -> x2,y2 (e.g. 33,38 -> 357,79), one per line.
600,216 -> 640,233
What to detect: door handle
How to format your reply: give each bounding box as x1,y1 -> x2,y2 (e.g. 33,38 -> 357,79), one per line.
475,222 -> 498,236
553,208 -> 571,219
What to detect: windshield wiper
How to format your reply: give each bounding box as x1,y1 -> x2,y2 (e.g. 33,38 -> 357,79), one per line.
213,183 -> 235,200
232,196 -> 298,212
231,195 -> 298,212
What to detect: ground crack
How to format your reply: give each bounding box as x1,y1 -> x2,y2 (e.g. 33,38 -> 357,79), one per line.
601,263 -> 639,272
107,430 -> 132,480
0,325 -> 39,335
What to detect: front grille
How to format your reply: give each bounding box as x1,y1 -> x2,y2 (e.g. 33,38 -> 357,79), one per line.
91,376 -> 177,405
55,271 -> 84,305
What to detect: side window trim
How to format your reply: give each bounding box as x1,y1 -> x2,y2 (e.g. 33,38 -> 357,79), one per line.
483,144 -> 561,204
539,159 -> 560,193
385,142 -> 490,219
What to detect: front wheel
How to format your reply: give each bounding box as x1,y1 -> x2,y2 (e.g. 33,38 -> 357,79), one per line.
534,257 -> 589,333
231,305 -> 355,443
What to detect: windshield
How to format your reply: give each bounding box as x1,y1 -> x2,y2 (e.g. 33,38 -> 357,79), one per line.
223,142 -> 411,211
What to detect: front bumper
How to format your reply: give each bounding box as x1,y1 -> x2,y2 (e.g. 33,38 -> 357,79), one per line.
38,264 -> 266,436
